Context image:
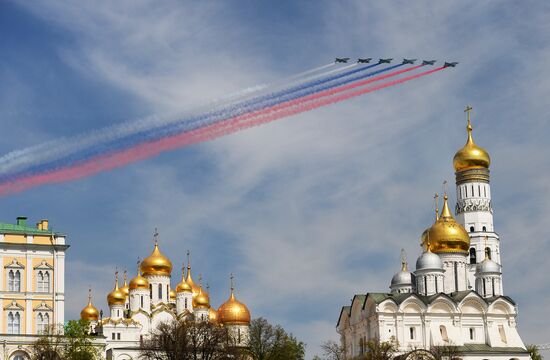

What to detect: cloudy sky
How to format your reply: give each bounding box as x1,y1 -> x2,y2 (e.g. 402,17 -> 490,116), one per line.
1,0 -> 550,357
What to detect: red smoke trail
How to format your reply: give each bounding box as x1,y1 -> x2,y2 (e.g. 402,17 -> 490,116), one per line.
0,67 -> 444,196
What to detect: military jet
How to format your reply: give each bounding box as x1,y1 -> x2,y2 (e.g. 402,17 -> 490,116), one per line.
422,60 -> 437,65
378,58 -> 393,64
444,62 -> 459,67
335,58 -> 350,63
357,58 -> 372,63
402,58 -> 417,64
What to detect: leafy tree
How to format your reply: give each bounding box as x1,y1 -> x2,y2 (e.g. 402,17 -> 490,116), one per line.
354,340 -> 397,360
30,320 -> 101,360
139,319 -> 246,360
247,317 -> 305,360
526,345 -> 543,360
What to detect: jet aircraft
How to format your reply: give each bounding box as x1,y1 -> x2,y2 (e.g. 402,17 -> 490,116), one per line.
402,58 -> 417,64
422,60 -> 437,65
444,62 -> 459,67
335,58 -> 350,63
357,58 -> 372,63
378,58 -> 393,64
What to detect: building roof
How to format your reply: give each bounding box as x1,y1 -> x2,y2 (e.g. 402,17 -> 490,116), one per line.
457,344 -> 528,354
336,306 -> 350,328
0,221 -> 64,236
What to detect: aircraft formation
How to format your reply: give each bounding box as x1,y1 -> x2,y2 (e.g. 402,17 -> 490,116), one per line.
335,58 -> 458,67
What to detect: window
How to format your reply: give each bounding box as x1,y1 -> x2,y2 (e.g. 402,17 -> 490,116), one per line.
37,313 -> 50,334
492,278 -> 496,296
424,277 -> 427,295
13,355 -> 27,360
483,279 -> 487,295
470,248 -> 477,264
469,327 -> 475,340
409,327 -> 415,340
8,270 -> 21,292
470,226 -> 475,233
435,277 -> 439,293
482,226 -> 487,232
484,186 -> 487,197
117,333 -> 121,340
141,295 -> 144,308
158,284 -> 162,300
112,333 -> 116,340
440,325 -> 449,342
37,271 -> 50,293
478,185 -> 481,197
498,325 -> 507,344
238,328 -> 242,344
185,298 -> 188,309
7,312 -> 21,334
485,247 -> 492,260
149,284 -> 152,298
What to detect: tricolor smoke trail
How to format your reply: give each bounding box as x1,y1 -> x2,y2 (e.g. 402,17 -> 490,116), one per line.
0,63 -> 447,196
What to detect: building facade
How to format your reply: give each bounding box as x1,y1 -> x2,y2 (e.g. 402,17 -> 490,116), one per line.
337,108 -> 530,360
80,234 -> 251,360
0,217 -> 68,360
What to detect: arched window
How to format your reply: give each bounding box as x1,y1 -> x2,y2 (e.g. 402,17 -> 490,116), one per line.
439,325 -> 449,342
149,284 -> 152,298
185,298 -> 188,309
498,325 -> 507,344
485,247 -> 492,260
238,328 -> 242,344
8,270 -> 14,291
37,313 -> 50,334
8,312 -> 21,334
469,248 -> 477,264
469,327 -> 475,340
13,355 -> 26,360
470,226 -> 475,233
140,295 -> 144,308
44,272 -> 50,292
38,272 -> 44,291
409,327 -> 415,340
482,226 -> 487,232
14,271 -> 21,292
158,284 -> 162,300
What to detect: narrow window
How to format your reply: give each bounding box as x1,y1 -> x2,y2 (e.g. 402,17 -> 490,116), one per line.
478,185 -> 481,197
149,284 -> 152,298
424,277 -> 427,295
465,186 -> 468,197
485,247 -> 492,259
158,284 -> 162,300
484,186 -> 487,197
470,248 -> 477,264
498,325 -> 507,343
238,328 -> 242,343
141,295 -> 144,308
492,278 -> 496,296
483,278 -> 487,296
38,313 -> 44,333
117,333 -> 121,340
44,272 -> 50,292
185,298 -> 188,309
471,185 -> 474,197
482,226 -> 487,232
435,277 -> 439,293
440,325 -> 449,342
38,271 -> 44,292
409,327 -> 415,340
7,312 -> 14,334
470,226 -> 475,233
8,270 -> 14,291
14,270 -> 21,292
112,333 -> 116,340
167,285 -> 169,300
470,327 -> 475,340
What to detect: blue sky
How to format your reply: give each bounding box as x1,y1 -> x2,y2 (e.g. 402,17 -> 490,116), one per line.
1,1 -> 550,357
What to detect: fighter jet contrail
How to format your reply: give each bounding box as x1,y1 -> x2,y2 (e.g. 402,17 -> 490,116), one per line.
0,62 -> 449,196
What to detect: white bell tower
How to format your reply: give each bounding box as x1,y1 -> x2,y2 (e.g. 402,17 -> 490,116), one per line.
453,106 -> 502,292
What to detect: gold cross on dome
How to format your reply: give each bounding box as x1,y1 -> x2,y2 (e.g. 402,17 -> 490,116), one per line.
464,105 -> 473,125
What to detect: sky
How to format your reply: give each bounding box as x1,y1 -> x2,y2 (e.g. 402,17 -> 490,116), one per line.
1,0 -> 550,357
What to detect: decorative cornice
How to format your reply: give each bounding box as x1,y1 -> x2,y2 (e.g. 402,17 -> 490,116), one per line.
456,198 -> 493,214
455,168 -> 490,185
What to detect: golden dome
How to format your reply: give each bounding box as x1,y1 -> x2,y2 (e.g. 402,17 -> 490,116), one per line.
80,290 -> 99,322
120,272 -> 129,298
129,270 -> 149,290
193,287 -> 210,309
107,274 -> 126,306
140,241 -> 173,276
170,289 -> 176,301
218,288 -> 250,325
208,307 -> 218,323
421,194 -> 470,254
186,266 -> 201,297
176,266 -> 192,293
453,107 -> 490,171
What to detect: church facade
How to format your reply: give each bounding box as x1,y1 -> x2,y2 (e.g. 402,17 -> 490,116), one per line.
80,235 -> 251,360
337,109 -> 530,360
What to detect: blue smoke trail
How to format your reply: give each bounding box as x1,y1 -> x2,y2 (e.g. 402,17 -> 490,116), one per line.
0,63 -> 406,183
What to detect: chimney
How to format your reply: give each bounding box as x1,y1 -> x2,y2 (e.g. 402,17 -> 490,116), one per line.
40,219 -> 49,231
16,217 -> 27,226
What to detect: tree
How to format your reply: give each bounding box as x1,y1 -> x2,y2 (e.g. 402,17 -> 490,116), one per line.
355,340 -> 397,360
30,320 -> 101,360
319,340 -> 345,360
139,319 -> 246,360
526,345 -> 543,360
247,317 -> 305,360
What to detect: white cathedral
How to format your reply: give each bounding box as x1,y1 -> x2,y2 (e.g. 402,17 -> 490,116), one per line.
80,237 -> 251,360
337,108 -> 530,360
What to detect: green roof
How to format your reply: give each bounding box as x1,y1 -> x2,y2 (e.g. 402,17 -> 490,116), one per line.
457,344 -> 528,354
0,222 -> 63,236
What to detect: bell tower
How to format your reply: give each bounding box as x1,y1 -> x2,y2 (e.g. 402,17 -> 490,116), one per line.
453,106 -> 501,291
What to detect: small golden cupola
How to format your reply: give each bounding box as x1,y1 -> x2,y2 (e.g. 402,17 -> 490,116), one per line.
80,288 -> 100,321
218,276 -> 251,325
170,289 -> 177,301
185,251 -> 201,297
421,193 -> 470,254
129,260 -> 150,290
107,272 -> 126,306
176,263 -> 192,293
453,106 -> 490,172
120,271 -> 129,299
208,307 -> 218,323
140,231 -> 173,277
193,286 -> 210,309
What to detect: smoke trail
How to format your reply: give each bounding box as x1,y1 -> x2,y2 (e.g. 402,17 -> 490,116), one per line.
0,67 -> 445,196
0,62 -> 394,182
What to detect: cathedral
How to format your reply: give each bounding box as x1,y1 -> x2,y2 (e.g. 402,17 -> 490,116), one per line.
80,234 -> 251,360
337,108 -> 530,360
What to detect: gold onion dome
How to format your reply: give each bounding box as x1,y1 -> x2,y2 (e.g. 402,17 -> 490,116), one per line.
80,290 -> 100,321
170,289 -> 176,301
120,271 -> 129,298
421,194 -> 470,254
193,287 -> 210,309
218,288 -> 251,325
185,262 -> 201,297
208,307 -> 218,323
176,266 -> 192,293
107,273 -> 126,306
140,240 -> 173,276
453,107 -> 490,171
129,262 -> 150,290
